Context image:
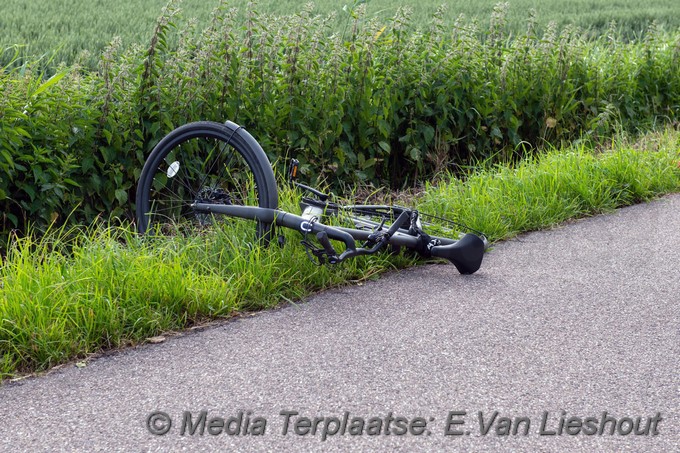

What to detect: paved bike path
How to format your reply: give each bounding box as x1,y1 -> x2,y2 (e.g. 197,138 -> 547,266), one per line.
1,194 -> 679,452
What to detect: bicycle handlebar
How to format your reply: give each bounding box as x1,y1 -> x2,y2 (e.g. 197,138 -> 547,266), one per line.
429,233 -> 486,274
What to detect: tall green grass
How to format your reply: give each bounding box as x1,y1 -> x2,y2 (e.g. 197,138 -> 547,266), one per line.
0,189 -> 412,378
419,130 -> 680,241
2,130 -> 679,380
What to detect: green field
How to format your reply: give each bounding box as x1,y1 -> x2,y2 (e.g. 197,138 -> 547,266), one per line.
2,0 -> 680,68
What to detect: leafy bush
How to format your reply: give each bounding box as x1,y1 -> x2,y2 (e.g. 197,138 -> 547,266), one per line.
1,2 -> 679,238
0,62 -> 99,232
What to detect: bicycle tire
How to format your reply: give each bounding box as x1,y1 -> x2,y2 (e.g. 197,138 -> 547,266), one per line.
135,121 -> 278,244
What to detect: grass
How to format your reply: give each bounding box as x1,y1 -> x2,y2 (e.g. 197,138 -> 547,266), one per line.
2,0 -> 680,69
0,189 -> 413,379
419,130 -> 680,241
1,128 -> 679,380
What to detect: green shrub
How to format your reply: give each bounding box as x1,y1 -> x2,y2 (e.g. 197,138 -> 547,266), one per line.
0,62 -> 99,232
1,3 -> 679,239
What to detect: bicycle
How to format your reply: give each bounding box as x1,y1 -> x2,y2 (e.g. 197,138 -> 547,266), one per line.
135,120 -> 488,274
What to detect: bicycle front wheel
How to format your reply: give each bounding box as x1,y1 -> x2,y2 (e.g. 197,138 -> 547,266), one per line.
135,121 -> 278,243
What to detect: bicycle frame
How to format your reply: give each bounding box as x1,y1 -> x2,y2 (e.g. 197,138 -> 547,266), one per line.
191,201 -> 488,274
136,121 -> 487,274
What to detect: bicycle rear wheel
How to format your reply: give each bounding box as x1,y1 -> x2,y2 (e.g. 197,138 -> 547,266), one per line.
135,121 -> 278,243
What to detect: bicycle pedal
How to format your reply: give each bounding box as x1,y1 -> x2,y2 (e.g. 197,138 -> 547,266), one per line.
277,234 -> 286,248
288,158 -> 300,182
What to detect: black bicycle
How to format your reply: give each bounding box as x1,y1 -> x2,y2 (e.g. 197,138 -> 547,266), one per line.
135,121 -> 488,274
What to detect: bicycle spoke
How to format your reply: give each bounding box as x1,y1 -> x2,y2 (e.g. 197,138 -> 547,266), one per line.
195,138 -> 222,195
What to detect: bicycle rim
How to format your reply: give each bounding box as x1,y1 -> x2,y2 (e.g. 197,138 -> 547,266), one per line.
135,121 -> 278,243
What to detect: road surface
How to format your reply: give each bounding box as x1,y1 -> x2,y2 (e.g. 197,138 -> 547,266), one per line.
1,194 -> 679,452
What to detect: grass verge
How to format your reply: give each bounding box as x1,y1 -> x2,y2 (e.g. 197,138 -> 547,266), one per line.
419,130 -> 680,241
1,129 -> 679,380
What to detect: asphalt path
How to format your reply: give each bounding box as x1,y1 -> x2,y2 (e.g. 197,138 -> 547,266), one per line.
1,194 -> 679,452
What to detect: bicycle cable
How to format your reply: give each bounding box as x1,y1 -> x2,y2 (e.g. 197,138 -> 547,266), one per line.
417,212 -> 486,238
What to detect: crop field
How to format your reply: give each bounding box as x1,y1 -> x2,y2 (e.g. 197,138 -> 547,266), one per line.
2,0 -> 680,68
